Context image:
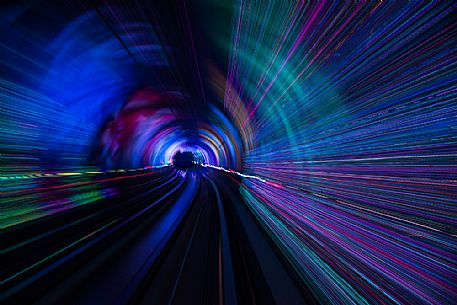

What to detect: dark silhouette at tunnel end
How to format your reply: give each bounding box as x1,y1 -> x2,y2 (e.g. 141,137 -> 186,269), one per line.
172,151 -> 195,168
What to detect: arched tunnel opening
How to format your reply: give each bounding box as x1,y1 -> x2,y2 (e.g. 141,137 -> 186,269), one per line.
172,151 -> 195,168
2,1 -> 456,305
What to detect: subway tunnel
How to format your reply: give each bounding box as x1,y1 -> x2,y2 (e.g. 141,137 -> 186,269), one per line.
1,1 -> 457,305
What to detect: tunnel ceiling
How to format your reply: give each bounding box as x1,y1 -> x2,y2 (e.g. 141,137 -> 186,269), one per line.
2,0 -> 243,171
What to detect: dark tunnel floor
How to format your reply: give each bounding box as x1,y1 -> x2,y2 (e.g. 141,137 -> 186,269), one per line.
3,167 -> 317,305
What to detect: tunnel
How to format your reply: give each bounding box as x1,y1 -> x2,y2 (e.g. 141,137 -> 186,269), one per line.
172,151 -> 196,168
2,1 -> 457,305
